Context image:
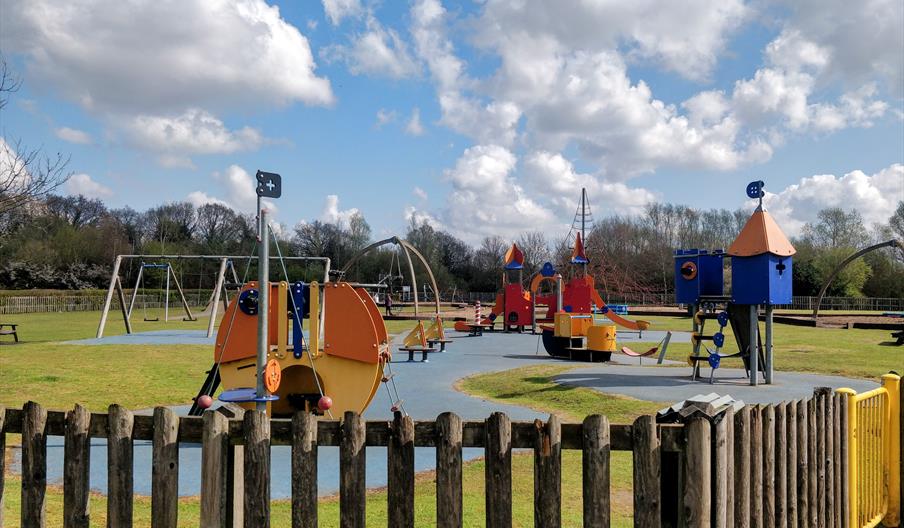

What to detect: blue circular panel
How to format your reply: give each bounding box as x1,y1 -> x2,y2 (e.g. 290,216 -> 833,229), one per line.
238,288 -> 259,316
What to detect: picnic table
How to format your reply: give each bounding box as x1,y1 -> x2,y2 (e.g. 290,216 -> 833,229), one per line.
0,323 -> 19,343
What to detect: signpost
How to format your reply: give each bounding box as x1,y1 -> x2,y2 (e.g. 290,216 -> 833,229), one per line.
255,170 -> 281,411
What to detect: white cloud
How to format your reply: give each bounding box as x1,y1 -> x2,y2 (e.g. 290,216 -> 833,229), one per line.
522,151 -> 657,216
186,191 -> 229,208
188,165 -> 277,215
323,16 -> 419,79
405,108 -> 425,136
65,173 -> 113,198
55,127 -> 92,145
2,0 -> 334,114
375,108 -> 396,128
0,138 -> 30,192
762,164 -> 904,236
413,186 -> 428,200
123,109 -> 263,166
775,0 -> 904,94
434,144 -> 560,243
320,194 -> 359,225
474,0 -> 747,82
322,0 -> 363,25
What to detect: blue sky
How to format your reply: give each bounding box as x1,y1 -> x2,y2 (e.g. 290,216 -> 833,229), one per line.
1,0 -> 902,243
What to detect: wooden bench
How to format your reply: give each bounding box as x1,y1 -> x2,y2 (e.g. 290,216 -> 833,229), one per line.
398,346 -> 437,362
0,323 -> 18,343
893,330 -> 904,345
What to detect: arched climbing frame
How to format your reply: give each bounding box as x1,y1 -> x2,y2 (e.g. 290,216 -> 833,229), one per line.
812,239 -> 903,319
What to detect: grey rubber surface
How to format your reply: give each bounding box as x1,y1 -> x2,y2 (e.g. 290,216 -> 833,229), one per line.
28,328 -> 874,498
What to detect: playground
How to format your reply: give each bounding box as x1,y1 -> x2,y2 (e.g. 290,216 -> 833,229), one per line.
1,302 -> 900,525
0,181 -> 902,528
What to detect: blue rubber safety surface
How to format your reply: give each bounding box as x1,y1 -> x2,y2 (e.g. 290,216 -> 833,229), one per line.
27,328 -> 873,499
63,329 -> 216,346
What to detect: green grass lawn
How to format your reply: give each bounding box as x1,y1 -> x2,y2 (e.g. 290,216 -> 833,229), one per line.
623,314 -> 901,379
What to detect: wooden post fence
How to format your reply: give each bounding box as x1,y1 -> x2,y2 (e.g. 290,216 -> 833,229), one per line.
0,391 -> 876,527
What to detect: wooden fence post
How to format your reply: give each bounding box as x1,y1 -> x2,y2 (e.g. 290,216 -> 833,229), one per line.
815,388 -> 827,528
22,401 -> 47,528
825,388 -> 835,528
244,410 -> 271,528
763,404 -> 775,527
200,411 -> 229,528
534,415 -> 562,528
775,402 -> 787,528
734,406 -> 751,528
436,412 -> 463,528
684,416 -> 711,528
787,401 -> 798,528
152,407 -> 179,528
713,408 -> 734,528
632,415 -> 661,527
750,405 -> 763,528
389,413 -> 415,528
292,412 -> 318,528
340,411 -> 365,528
64,404 -> 91,528
808,398 -> 818,527
0,406 -> 5,528
796,399 -> 809,528
108,404 -> 134,528
485,412 -> 512,528
582,415 -> 610,528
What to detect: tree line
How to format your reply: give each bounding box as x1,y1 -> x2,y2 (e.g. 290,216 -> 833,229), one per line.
0,192 -> 901,300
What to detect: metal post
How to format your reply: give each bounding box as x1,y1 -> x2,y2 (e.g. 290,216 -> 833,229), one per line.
127,265 -> 144,320
749,305 -> 759,386
765,305 -> 774,384
207,258 -> 229,338
97,255 -> 123,338
256,209 -> 269,411
164,264 -> 171,322
556,274 -> 563,313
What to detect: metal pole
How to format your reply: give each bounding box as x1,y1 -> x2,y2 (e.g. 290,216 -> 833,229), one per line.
765,305 -> 774,384
207,258 -> 228,338
97,255 -> 123,338
127,265 -> 143,320
749,305 -> 759,386
256,209 -> 269,411
164,264 -> 170,322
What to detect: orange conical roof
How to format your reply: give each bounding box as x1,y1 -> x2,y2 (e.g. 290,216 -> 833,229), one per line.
571,232 -> 589,264
504,242 -> 524,269
728,209 -> 796,257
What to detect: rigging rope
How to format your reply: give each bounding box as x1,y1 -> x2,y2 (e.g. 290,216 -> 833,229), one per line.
269,224 -> 333,419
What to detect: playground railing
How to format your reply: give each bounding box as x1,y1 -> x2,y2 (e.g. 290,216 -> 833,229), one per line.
838,374 -> 902,528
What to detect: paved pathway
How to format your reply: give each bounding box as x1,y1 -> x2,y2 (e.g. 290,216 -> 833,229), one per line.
31,328 -> 874,498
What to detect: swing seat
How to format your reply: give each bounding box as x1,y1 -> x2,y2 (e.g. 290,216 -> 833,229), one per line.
144,316 -> 159,322
620,345 -> 658,357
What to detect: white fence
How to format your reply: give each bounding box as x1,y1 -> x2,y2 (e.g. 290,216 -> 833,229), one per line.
0,292 -> 212,314
1,291 -> 903,315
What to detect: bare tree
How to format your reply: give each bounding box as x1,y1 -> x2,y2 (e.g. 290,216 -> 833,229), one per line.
0,55 -> 71,215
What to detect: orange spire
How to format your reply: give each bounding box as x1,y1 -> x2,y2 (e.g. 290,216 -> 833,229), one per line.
728,209 -> 796,257
571,232 -> 589,264
504,242 -> 524,269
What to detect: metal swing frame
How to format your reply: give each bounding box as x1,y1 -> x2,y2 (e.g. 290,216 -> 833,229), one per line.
96,254 -> 331,339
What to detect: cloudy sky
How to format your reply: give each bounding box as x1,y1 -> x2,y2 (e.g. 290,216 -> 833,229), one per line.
1,0 -> 901,242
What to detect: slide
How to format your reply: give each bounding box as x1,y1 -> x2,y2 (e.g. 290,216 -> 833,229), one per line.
726,303 -> 765,374
480,293 -> 504,325
591,290 -> 651,331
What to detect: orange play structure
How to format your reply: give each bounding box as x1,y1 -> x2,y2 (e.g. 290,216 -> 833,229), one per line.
193,279 -> 391,418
